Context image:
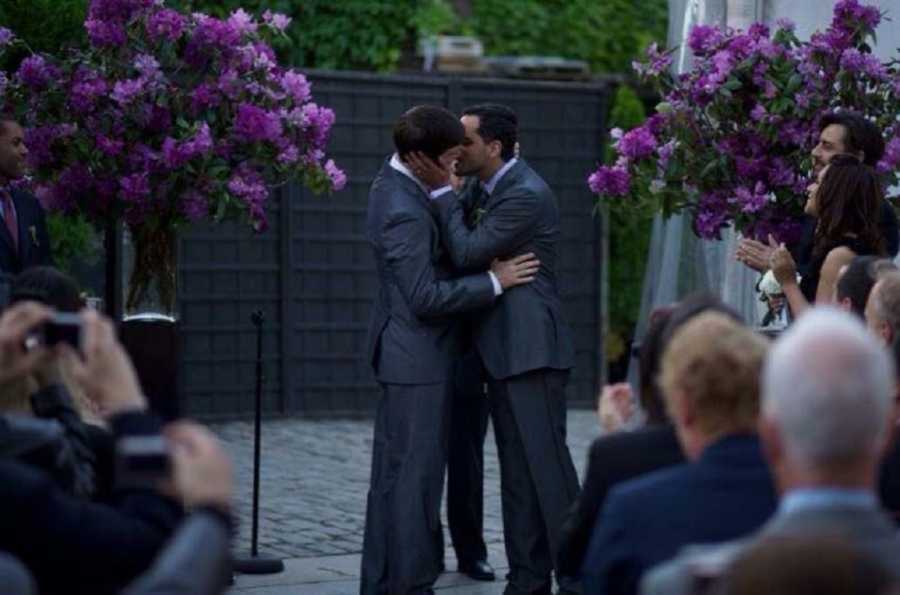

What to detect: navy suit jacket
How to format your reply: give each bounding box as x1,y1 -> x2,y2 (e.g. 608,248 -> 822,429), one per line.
557,424 -> 685,577
0,188 -> 52,275
581,434 -> 777,595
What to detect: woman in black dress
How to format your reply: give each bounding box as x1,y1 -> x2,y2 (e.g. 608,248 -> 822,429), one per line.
771,154 -> 886,317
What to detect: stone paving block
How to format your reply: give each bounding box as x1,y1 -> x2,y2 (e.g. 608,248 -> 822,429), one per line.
214,410 -> 598,559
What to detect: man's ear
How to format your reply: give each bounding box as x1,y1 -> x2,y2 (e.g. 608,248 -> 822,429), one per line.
882,323 -> 894,347
838,297 -> 853,312
487,139 -> 502,160
668,388 -> 694,429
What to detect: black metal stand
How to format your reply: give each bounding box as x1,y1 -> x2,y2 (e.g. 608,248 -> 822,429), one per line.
233,310 -> 284,575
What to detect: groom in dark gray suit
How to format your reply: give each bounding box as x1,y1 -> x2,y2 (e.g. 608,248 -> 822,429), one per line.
361,105 -> 539,595
409,103 -> 581,594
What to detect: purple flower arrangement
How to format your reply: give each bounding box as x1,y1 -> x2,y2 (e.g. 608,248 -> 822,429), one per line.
589,0 -> 900,242
2,0 -> 345,236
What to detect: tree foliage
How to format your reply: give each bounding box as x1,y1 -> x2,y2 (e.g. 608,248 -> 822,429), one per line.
0,0 -> 87,72
468,0 -> 667,73
603,85 -> 655,365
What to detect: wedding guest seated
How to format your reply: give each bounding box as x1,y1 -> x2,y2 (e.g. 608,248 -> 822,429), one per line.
869,272 -> 900,520
0,267 -> 112,499
558,294 -> 741,577
770,155 -> 887,317
835,255 -> 896,319
0,422 -> 234,595
0,302 -> 186,595
119,421 -> 233,595
642,308 -> 900,595
717,537 -> 894,595
865,271 -> 900,348
580,311 -> 775,595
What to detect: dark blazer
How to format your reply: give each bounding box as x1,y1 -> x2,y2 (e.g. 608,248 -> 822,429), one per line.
366,160 -> 496,385
557,425 -> 685,577
581,434 -> 777,595
0,188 -> 52,275
434,159 -> 575,379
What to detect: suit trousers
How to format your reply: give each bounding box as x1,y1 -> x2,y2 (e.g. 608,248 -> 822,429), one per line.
360,381 -> 452,595
489,369 -> 581,595
447,351 -> 490,566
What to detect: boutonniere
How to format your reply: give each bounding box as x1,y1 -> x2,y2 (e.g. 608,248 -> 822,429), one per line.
29,226 -> 38,247
473,207 -> 487,225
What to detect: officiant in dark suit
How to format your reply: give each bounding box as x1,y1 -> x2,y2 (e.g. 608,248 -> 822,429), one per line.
0,119 -> 52,275
361,105 -> 540,595
409,103 -> 581,594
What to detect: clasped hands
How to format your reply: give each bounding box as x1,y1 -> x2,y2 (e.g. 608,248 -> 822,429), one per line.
736,234 -> 798,287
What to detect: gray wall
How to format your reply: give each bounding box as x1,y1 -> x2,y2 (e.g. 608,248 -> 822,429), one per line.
177,71 -> 611,418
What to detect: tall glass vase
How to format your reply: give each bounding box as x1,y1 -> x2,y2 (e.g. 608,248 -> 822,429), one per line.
122,224 -> 178,321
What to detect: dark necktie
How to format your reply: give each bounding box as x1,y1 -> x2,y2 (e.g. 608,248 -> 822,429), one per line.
0,190 -> 18,251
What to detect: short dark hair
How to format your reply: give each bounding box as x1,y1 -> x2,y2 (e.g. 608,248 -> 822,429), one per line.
393,105 -> 464,162
820,111 -> 885,166
10,266 -> 84,312
461,103 -> 518,161
836,255 -> 897,319
636,292 -> 743,425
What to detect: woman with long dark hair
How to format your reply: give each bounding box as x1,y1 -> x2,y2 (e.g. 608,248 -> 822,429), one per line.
771,154 -> 886,317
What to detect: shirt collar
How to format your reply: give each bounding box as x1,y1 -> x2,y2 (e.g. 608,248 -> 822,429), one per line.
780,488 -> 877,516
389,153 -> 429,196
482,158 -> 518,196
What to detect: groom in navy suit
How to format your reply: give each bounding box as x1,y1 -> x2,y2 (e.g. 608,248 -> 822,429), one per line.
0,119 -> 52,275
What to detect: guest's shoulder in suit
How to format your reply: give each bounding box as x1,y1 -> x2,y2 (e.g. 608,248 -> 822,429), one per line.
589,425 -> 680,458
602,457 -> 695,516
587,425 -> 685,480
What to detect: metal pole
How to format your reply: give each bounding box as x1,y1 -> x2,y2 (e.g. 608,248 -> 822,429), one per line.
251,309 -> 264,557
233,309 -> 284,575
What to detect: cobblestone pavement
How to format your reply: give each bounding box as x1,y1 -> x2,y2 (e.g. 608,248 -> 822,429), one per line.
212,409 -> 599,560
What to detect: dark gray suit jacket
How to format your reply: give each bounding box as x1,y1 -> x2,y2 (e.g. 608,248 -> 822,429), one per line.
641,503 -> 900,595
366,160 -> 496,385
434,159 -> 574,380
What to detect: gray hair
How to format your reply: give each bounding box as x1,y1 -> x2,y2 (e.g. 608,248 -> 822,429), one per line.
763,307 -> 895,466
869,272 -> 900,335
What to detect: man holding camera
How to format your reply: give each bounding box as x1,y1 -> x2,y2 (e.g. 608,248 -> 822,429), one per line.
0,118 -> 52,274
0,302 -> 233,595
